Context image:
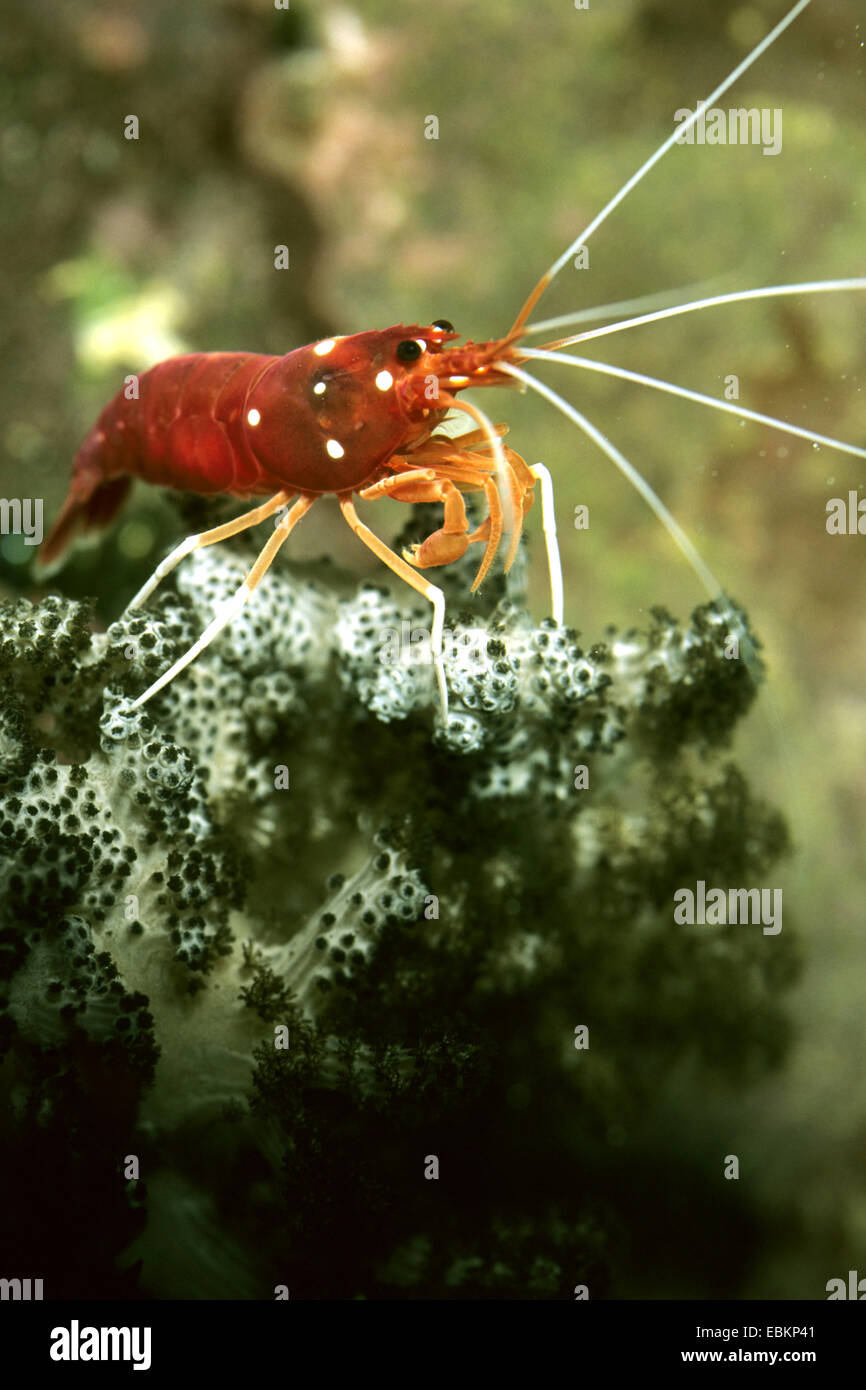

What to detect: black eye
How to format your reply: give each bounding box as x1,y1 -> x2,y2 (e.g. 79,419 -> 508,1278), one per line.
432,319 -> 454,332
396,339 -> 424,363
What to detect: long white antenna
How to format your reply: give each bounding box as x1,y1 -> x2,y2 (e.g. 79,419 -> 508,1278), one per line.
543,0 -> 812,287
525,281 -> 724,336
498,361 -> 763,684
499,363 -> 723,597
530,279 -> 866,343
522,348 -> 866,461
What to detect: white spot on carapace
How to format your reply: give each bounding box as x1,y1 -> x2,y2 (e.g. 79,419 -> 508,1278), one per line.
314,338 -> 337,357
313,381 -> 327,395
375,370 -> 394,391
415,339 -> 427,352
247,408 -> 261,426
326,438 -> 345,459
448,376 -> 470,387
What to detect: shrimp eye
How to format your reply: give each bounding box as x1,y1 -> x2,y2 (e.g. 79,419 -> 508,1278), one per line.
432,319 -> 454,333
396,339 -> 424,363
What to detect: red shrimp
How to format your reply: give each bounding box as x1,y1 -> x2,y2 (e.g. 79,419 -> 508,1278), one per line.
40,329 -> 527,563
41,0 -> 865,719
41,322 -> 544,716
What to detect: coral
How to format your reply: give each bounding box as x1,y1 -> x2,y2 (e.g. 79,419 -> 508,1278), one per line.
0,512 -> 797,1298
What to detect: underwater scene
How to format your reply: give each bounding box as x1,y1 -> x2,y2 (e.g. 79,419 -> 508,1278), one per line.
1,0 -> 864,1314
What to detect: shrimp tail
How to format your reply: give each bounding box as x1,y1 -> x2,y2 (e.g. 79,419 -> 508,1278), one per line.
38,467 -> 132,571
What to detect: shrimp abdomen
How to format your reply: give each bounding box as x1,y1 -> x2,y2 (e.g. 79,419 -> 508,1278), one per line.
40,352 -> 278,567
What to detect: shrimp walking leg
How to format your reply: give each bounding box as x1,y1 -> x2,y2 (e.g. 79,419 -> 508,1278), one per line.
529,464 -> 563,625
363,462 -> 508,590
339,495 -> 449,722
131,495 -> 315,709
466,478 -> 504,590
362,471 -> 473,568
126,490 -> 291,612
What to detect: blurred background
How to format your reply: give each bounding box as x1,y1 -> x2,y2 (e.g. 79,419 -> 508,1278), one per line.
1,0 -> 864,1296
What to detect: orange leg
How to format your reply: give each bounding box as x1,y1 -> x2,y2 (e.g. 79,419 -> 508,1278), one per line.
131,494 -> 315,709
467,477 -> 504,590
339,495 -> 450,720
403,424 -> 508,466
406,431 -> 514,588
362,452 -> 522,590
363,409 -> 537,590
359,468 -> 440,499
364,474 -> 474,569
438,391 -> 517,539
365,469 -> 505,593
126,490 -> 291,611
412,454 -> 523,582
501,462 -> 526,572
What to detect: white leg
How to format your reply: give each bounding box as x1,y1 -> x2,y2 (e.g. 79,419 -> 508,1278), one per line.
130,495 -> 313,709
127,533 -> 202,611
125,491 -> 289,612
427,582 -> 448,721
530,463 -> 563,625
338,495 -> 449,722
131,583 -> 254,708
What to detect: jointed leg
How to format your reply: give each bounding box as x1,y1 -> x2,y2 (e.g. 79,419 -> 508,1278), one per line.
361,471 -> 476,570
364,466 -> 501,590
131,494 -> 314,709
360,463 -> 490,499
359,468 -> 439,499
126,491 -> 291,611
467,477 -> 503,591
362,452 -> 524,593
529,463 -> 563,624
403,423 -> 509,464
501,460 -> 527,573
439,393 -> 517,543
339,495 -> 450,721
